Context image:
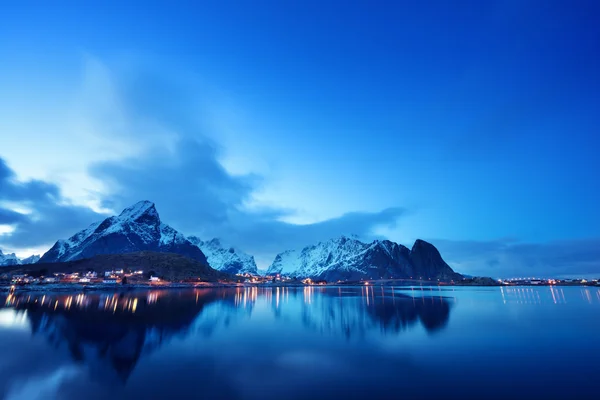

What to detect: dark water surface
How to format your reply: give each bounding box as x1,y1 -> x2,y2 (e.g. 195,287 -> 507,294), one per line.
1,285 -> 599,399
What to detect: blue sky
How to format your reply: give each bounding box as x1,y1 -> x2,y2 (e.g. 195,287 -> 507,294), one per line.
1,0 -> 599,277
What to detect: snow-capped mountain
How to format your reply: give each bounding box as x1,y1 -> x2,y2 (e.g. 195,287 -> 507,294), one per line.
266,236 -> 462,281
0,249 -> 20,266
39,201 -> 208,265
187,237 -> 258,275
0,250 -> 42,266
20,254 -> 41,264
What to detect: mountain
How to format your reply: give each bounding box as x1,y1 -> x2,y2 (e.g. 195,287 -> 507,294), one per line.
0,249 -> 20,266
266,236 -> 462,282
0,250 -> 42,266
20,254 -> 41,264
409,239 -> 460,280
187,237 -> 258,275
39,201 -> 208,265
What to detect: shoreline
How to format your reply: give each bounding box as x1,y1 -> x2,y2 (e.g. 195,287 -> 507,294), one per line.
2,281 -> 598,294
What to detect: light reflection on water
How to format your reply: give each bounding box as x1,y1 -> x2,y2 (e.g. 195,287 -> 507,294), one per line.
0,286 -> 599,400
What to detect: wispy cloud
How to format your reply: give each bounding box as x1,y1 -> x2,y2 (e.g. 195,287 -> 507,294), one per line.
0,57 -> 405,263
0,157 -> 102,252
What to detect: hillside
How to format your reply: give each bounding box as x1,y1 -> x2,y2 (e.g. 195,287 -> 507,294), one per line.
5,251 -> 231,282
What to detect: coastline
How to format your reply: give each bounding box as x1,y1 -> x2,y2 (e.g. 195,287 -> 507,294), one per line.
2,281 -> 599,294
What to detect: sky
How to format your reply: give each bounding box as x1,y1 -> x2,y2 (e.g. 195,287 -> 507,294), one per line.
0,0 -> 599,277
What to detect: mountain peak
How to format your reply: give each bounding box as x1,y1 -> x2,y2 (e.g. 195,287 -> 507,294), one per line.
0,249 -> 20,266
192,237 -> 257,274
331,235 -> 362,245
39,201 -> 208,265
118,201 -> 158,222
411,239 -> 437,253
409,239 -> 461,281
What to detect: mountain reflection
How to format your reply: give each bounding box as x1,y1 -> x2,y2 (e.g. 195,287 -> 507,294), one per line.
0,286 -> 452,383
1,289 -> 237,383
290,286 -> 452,338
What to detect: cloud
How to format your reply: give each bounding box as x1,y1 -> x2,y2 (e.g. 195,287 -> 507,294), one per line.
1,57 -> 404,261
80,58 -> 406,264
0,158 -> 102,251
0,208 -> 27,225
433,238 -> 600,278
91,137 -> 404,264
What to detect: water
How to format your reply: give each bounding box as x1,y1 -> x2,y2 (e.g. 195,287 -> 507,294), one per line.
1,285 -> 599,400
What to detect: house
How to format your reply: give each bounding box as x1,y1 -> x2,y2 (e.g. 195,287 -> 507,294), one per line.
12,274 -> 27,282
103,278 -> 118,284
79,277 -> 91,283
149,276 -> 160,282
12,275 -> 35,284
43,277 -> 57,283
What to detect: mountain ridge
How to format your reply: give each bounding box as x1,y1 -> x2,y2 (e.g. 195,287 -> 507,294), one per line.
187,236 -> 258,275
266,236 -> 462,281
0,250 -> 41,266
9,200 -> 463,281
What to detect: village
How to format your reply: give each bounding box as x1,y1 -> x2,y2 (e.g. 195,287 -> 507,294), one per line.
1,267 -> 598,290
0,269 -> 161,286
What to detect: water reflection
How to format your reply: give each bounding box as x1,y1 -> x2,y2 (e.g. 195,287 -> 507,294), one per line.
0,287 -> 452,384
295,286 -> 451,337
499,286 -> 600,305
1,286 -> 599,399
1,289 -> 234,383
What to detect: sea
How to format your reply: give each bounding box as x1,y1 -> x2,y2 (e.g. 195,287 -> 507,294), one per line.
0,285 -> 599,399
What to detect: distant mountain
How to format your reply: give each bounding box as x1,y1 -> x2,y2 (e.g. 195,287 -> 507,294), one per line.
0,250 -> 41,266
187,237 -> 258,275
0,249 -> 20,266
266,236 -> 462,282
20,254 -> 41,264
39,201 -> 208,265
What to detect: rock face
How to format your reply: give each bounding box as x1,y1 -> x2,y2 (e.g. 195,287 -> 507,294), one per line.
39,201 -> 208,265
187,237 -> 258,275
409,239 -> 462,281
266,236 -> 462,282
0,249 -> 20,266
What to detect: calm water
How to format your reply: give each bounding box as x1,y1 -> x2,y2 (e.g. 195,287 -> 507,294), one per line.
1,285 -> 599,400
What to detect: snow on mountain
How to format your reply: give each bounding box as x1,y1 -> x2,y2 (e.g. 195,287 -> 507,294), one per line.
0,249 -> 20,266
20,254 -> 41,264
39,201 -> 208,265
266,236 -> 462,281
187,237 -> 258,275
0,250 -> 42,266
